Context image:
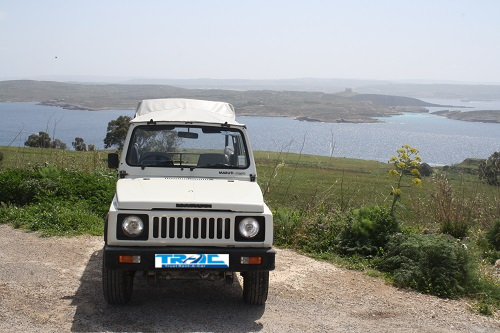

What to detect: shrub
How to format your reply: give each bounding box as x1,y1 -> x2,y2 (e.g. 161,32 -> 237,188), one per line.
378,233 -> 475,298
336,206 -> 399,256
418,163 -> 433,177
273,208 -> 304,247
0,164 -> 115,236
0,151 -> 3,165
478,151 -> 499,186
440,219 -> 470,240
474,230 -> 500,265
0,200 -> 103,236
433,175 -> 473,238
295,209 -> 346,253
51,168 -> 115,217
486,219 -> 500,251
0,165 -> 115,221
0,168 -> 42,205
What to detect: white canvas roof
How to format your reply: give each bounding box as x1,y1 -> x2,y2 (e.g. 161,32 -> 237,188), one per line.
132,98 -> 242,125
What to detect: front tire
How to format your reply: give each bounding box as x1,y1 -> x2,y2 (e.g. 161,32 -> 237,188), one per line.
102,259 -> 135,305
242,271 -> 269,305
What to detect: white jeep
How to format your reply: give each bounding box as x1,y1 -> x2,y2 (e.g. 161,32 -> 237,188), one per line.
103,98 -> 275,305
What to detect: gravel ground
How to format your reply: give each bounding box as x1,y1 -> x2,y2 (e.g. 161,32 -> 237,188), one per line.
0,224 -> 498,332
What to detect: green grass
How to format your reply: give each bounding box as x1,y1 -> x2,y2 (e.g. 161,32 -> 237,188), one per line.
0,148 -> 115,236
0,146 -> 110,172
0,200 -> 104,237
255,151 -> 392,210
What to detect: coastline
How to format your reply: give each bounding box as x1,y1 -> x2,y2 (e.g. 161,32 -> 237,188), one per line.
431,110 -> 500,124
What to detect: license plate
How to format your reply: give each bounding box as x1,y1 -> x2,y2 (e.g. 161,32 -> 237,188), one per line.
155,254 -> 229,268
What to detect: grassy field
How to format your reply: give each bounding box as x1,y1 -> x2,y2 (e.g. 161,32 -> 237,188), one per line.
1,146 -> 498,229
254,150 -> 498,231
0,146 -> 109,172
256,152 -> 392,210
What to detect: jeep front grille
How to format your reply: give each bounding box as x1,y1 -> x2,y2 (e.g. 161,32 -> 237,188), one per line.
152,216 -> 232,240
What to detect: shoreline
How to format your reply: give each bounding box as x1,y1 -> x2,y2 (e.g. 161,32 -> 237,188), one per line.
431,110 -> 500,124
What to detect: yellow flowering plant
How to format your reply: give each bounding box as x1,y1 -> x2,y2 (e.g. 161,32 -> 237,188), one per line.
388,144 -> 422,215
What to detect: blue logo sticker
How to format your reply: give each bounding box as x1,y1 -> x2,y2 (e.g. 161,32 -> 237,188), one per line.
155,254 -> 230,268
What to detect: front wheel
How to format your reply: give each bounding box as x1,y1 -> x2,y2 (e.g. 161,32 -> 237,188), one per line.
242,271 -> 269,305
102,260 -> 135,305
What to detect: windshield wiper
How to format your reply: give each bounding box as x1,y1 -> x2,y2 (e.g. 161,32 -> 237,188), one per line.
139,161 -> 172,169
203,163 -> 232,168
180,166 -> 197,171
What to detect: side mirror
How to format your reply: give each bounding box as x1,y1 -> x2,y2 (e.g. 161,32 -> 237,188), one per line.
108,153 -> 119,169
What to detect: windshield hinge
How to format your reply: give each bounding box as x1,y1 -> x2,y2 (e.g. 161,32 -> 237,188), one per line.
222,122 -> 230,128
119,170 -> 128,179
250,174 -> 256,182
147,119 -> 156,125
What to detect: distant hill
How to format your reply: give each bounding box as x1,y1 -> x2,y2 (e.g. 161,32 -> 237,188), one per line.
120,77 -> 389,93
0,80 -> 451,123
356,83 -> 500,100
7,77 -> 500,100
0,80 -> 188,110
121,79 -> 500,100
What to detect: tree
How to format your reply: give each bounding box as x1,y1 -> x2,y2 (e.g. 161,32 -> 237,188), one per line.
479,151 -> 499,186
418,163 -> 433,177
139,130 -> 181,152
51,139 -> 67,150
24,131 -> 51,148
104,116 -> 131,150
72,137 -> 87,151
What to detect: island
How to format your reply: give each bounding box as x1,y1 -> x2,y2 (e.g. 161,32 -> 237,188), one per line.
432,110 -> 500,123
1,80 -> 499,124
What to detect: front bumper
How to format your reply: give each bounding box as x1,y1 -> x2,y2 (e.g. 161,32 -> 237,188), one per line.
103,245 -> 276,272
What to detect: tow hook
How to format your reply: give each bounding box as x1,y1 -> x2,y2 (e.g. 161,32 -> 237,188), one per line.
147,271 -> 156,285
225,272 -> 234,285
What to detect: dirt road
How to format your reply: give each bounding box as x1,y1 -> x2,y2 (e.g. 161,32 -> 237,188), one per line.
0,224 -> 498,332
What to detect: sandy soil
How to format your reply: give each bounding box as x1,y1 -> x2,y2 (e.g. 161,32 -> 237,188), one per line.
0,224 -> 498,332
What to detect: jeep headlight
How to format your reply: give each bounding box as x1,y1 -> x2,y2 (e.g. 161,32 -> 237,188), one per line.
122,215 -> 144,237
238,217 -> 260,238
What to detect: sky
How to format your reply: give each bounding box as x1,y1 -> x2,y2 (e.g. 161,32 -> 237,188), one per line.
1,0 -> 500,83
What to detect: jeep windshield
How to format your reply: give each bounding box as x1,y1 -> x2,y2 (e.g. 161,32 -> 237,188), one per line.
126,125 -> 249,169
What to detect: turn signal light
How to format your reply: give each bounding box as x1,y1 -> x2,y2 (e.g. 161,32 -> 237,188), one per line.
119,255 -> 141,264
241,256 -> 262,265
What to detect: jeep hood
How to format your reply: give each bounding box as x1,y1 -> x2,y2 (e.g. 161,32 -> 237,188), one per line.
115,178 -> 265,212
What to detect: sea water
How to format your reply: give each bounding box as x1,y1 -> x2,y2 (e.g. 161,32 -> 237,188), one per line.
1,101 -> 499,165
